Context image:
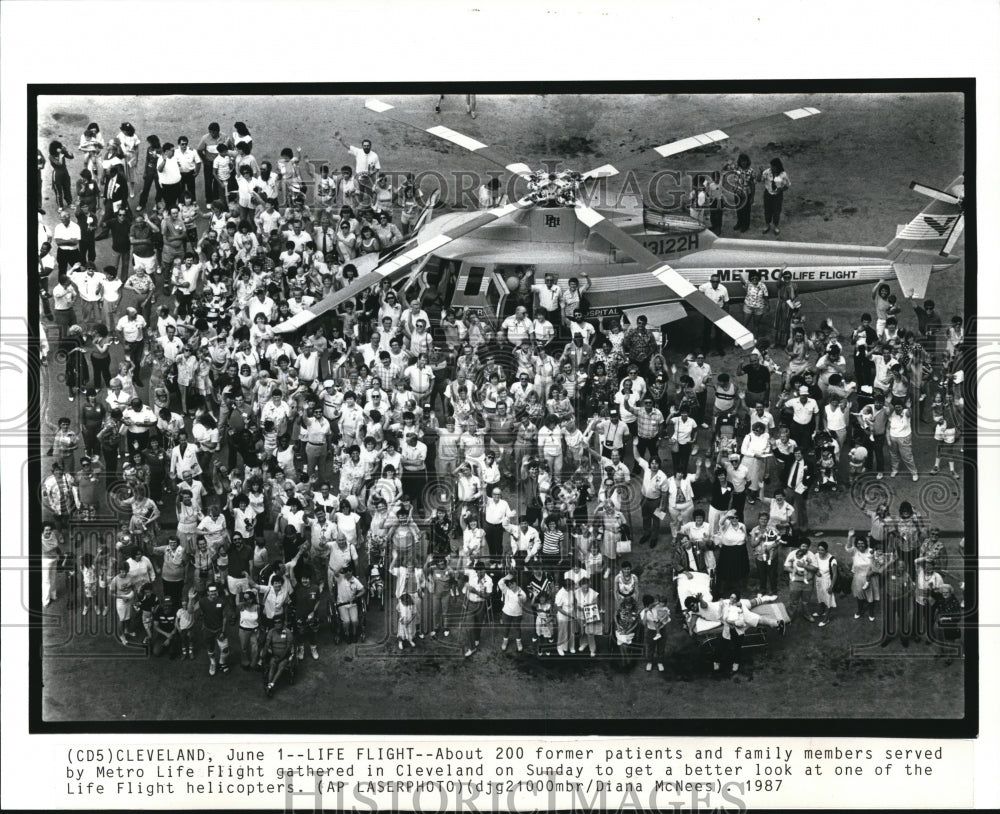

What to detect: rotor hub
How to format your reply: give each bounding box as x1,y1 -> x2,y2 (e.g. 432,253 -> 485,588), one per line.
526,169 -> 583,206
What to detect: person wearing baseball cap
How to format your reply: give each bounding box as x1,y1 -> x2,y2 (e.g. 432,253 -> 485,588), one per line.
786,384 -> 819,452
115,306 -> 147,386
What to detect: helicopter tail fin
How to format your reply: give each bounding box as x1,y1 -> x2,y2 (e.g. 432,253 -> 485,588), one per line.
885,175 -> 964,299
886,176 -> 964,260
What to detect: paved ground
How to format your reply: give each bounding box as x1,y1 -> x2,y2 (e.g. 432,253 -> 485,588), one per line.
37,92 -> 966,721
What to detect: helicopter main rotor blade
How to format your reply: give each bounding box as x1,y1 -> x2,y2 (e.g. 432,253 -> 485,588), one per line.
652,107 -> 821,158
273,197 -> 534,334
941,213 -> 965,257
365,99 -> 533,179
573,204 -> 755,350
586,106 -> 821,179
910,181 -> 963,206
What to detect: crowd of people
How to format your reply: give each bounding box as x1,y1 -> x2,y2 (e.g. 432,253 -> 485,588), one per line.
37,111 -> 966,696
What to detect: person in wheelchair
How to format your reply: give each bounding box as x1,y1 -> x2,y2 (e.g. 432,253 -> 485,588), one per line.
331,564 -> 367,643
263,611 -> 295,698
684,590 -> 786,676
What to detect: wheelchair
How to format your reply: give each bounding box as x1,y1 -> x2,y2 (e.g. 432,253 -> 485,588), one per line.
261,625 -> 297,697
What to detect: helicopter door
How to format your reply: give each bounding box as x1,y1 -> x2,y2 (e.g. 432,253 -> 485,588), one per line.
485,270 -> 511,321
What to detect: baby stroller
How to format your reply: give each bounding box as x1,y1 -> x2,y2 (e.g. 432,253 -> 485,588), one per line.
366,535 -> 386,610
713,413 -> 740,458
813,430 -> 839,492
368,563 -> 385,610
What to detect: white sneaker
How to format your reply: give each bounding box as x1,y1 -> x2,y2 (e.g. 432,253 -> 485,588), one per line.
854,613 -> 861,619
209,662 -> 216,676
310,646 -> 319,660
82,606 -> 88,616
657,663 -> 665,672
646,663 -> 653,672
398,641 -> 404,650
912,474 -> 919,482
890,470 -> 898,478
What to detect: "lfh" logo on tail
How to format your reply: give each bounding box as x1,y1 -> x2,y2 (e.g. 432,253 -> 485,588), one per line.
922,215 -> 954,235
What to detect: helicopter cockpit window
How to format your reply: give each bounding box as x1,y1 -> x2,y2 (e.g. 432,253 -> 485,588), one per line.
463,266 -> 486,295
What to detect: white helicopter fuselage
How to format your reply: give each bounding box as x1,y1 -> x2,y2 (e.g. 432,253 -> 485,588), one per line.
418,206 -> 956,320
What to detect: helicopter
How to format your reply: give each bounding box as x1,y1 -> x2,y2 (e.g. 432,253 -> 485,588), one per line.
275,98 -> 964,350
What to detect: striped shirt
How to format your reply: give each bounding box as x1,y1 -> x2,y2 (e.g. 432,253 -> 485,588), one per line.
542,529 -> 563,556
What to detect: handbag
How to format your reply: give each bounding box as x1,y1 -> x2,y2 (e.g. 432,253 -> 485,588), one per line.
616,538 -> 632,555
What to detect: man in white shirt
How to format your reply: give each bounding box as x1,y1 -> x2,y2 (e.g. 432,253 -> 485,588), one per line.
121,397 -> 157,451
170,431 -> 201,479
403,355 -> 435,402
482,486 -> 515,564
787,385 -> 820,452
261,391 -> 293,437
212,144 -> 234,202
597,412 -> 631,463
53,210 -> 83,273
567,310 -> 596,344
283,222 -> 313,253
531,273 -> 562,325
174,136 -> 202,201
635,454 -> 669,547
501,307 -> 534,347
116,307 -> 147,385
157,324 -> 184,363
299,404 -> 332,478
399,300 -> 430,339
247,288 -> 277,323
532,312 -> 556,348
68,263 -> 103,325
698,274 -> 730,354
294,342 -> 321,386
156,143 -> 183,210
504,516 -> 541,562
337,135 -> 380,180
